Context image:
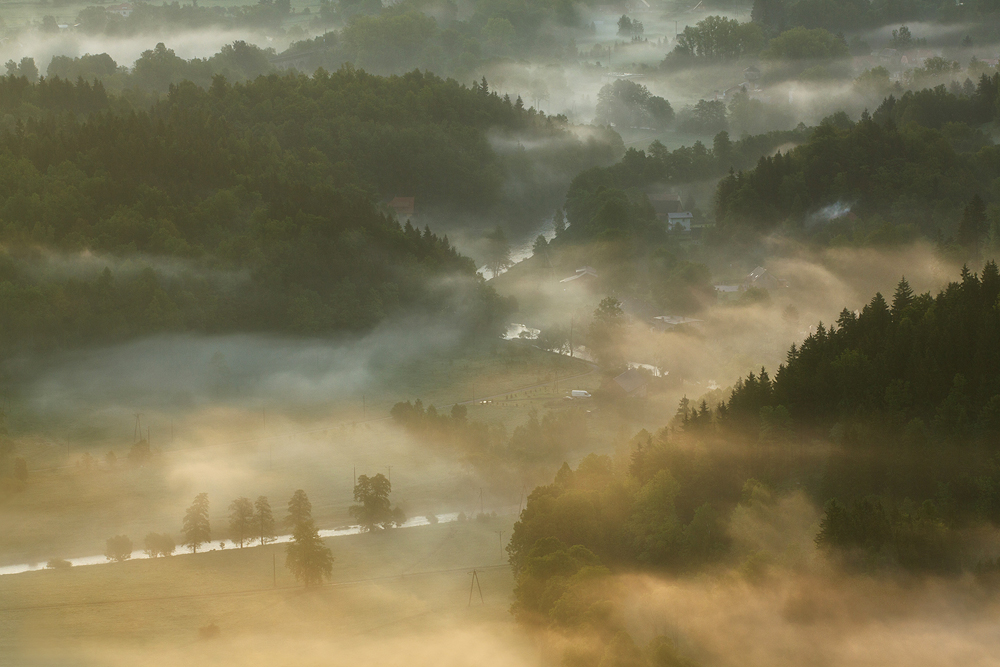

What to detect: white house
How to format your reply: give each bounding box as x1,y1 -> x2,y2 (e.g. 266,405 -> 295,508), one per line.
667,211 -> 694,231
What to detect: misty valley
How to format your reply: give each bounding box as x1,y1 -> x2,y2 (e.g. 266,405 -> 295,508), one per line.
3,0 -> 1000,665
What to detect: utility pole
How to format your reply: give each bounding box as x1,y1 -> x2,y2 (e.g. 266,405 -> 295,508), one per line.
362,395 -> 366,419
386,465 -> 392,484
273,554 -> 276,587
468,570 -> 484,606
496,530 -> 505,563
133,413 -> 143,442
569,318 -> 574,358
480,487 -> 484,516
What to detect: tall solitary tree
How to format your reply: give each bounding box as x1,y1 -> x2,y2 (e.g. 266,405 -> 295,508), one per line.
182,493 -> 211,553
254,495 -> 276,546
286,489 -> 312,528
229,497 -> 254,548
350,473 -> 405,532
284,489 -> 334,586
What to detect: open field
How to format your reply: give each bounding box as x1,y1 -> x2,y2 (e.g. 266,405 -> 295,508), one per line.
0,518 -> 530,666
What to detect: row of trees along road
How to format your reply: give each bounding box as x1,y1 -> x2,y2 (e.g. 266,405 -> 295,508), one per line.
103,475 -> 402,586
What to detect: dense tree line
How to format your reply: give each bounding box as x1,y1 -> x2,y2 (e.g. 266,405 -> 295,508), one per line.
690,265 -> 1000,568
277,0 -> 589,79
390,398 -> 588,473
508,264 -> 1000,662
0,69 -> 563,353
715,76 -> 1000,243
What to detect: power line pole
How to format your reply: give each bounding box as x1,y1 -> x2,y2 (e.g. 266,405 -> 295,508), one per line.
480,487 -> 484,516
273,554 -> 276,587
386,465 -> 392,484
362,394 -> 366,419
496,530 -> 505,563
468,570 -> 484,605
569,318 -> 574,358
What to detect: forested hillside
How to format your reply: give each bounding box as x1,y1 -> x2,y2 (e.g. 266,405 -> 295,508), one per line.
715,75 -> 1000,244
508,262 -> 1000,665
0,69 -> 569,351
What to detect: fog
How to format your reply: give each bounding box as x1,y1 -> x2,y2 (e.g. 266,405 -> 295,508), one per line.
1,4 -> 999,665
0,28 -> 282,72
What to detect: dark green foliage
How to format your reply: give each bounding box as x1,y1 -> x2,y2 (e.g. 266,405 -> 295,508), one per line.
0,70 -> 525,353
815,497 -> 952,570
508,450 -> 734,576
700,264 -> 1000,566
714,86 -> 1000,238
663,16 -> 766,67
679,100 -> 728,135
596,80 -> 674,130
760,27 -> 850,60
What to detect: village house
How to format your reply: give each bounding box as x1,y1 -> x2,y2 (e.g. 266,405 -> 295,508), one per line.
744,266 -> 788,291
667,211 -> 693,231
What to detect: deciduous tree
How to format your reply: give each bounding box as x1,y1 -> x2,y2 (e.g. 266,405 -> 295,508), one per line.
105,535 -> 133,562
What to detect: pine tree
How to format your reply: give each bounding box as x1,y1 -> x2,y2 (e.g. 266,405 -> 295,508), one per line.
286,489 -> 312,529
228,497 -> 254,548
284,490 -> 334,586
254,495 -> 276,546
182,493 -> 211,553
891,277 -> 913,321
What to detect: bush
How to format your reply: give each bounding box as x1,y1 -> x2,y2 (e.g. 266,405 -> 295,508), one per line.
105,535 -> 133,562
144,532 -> 176,557
46,558 -> 72,569
426,514 -> 439,524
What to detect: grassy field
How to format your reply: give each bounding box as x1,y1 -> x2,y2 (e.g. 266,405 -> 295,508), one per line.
0,517 -> 530,666
0,339 -> 600,565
